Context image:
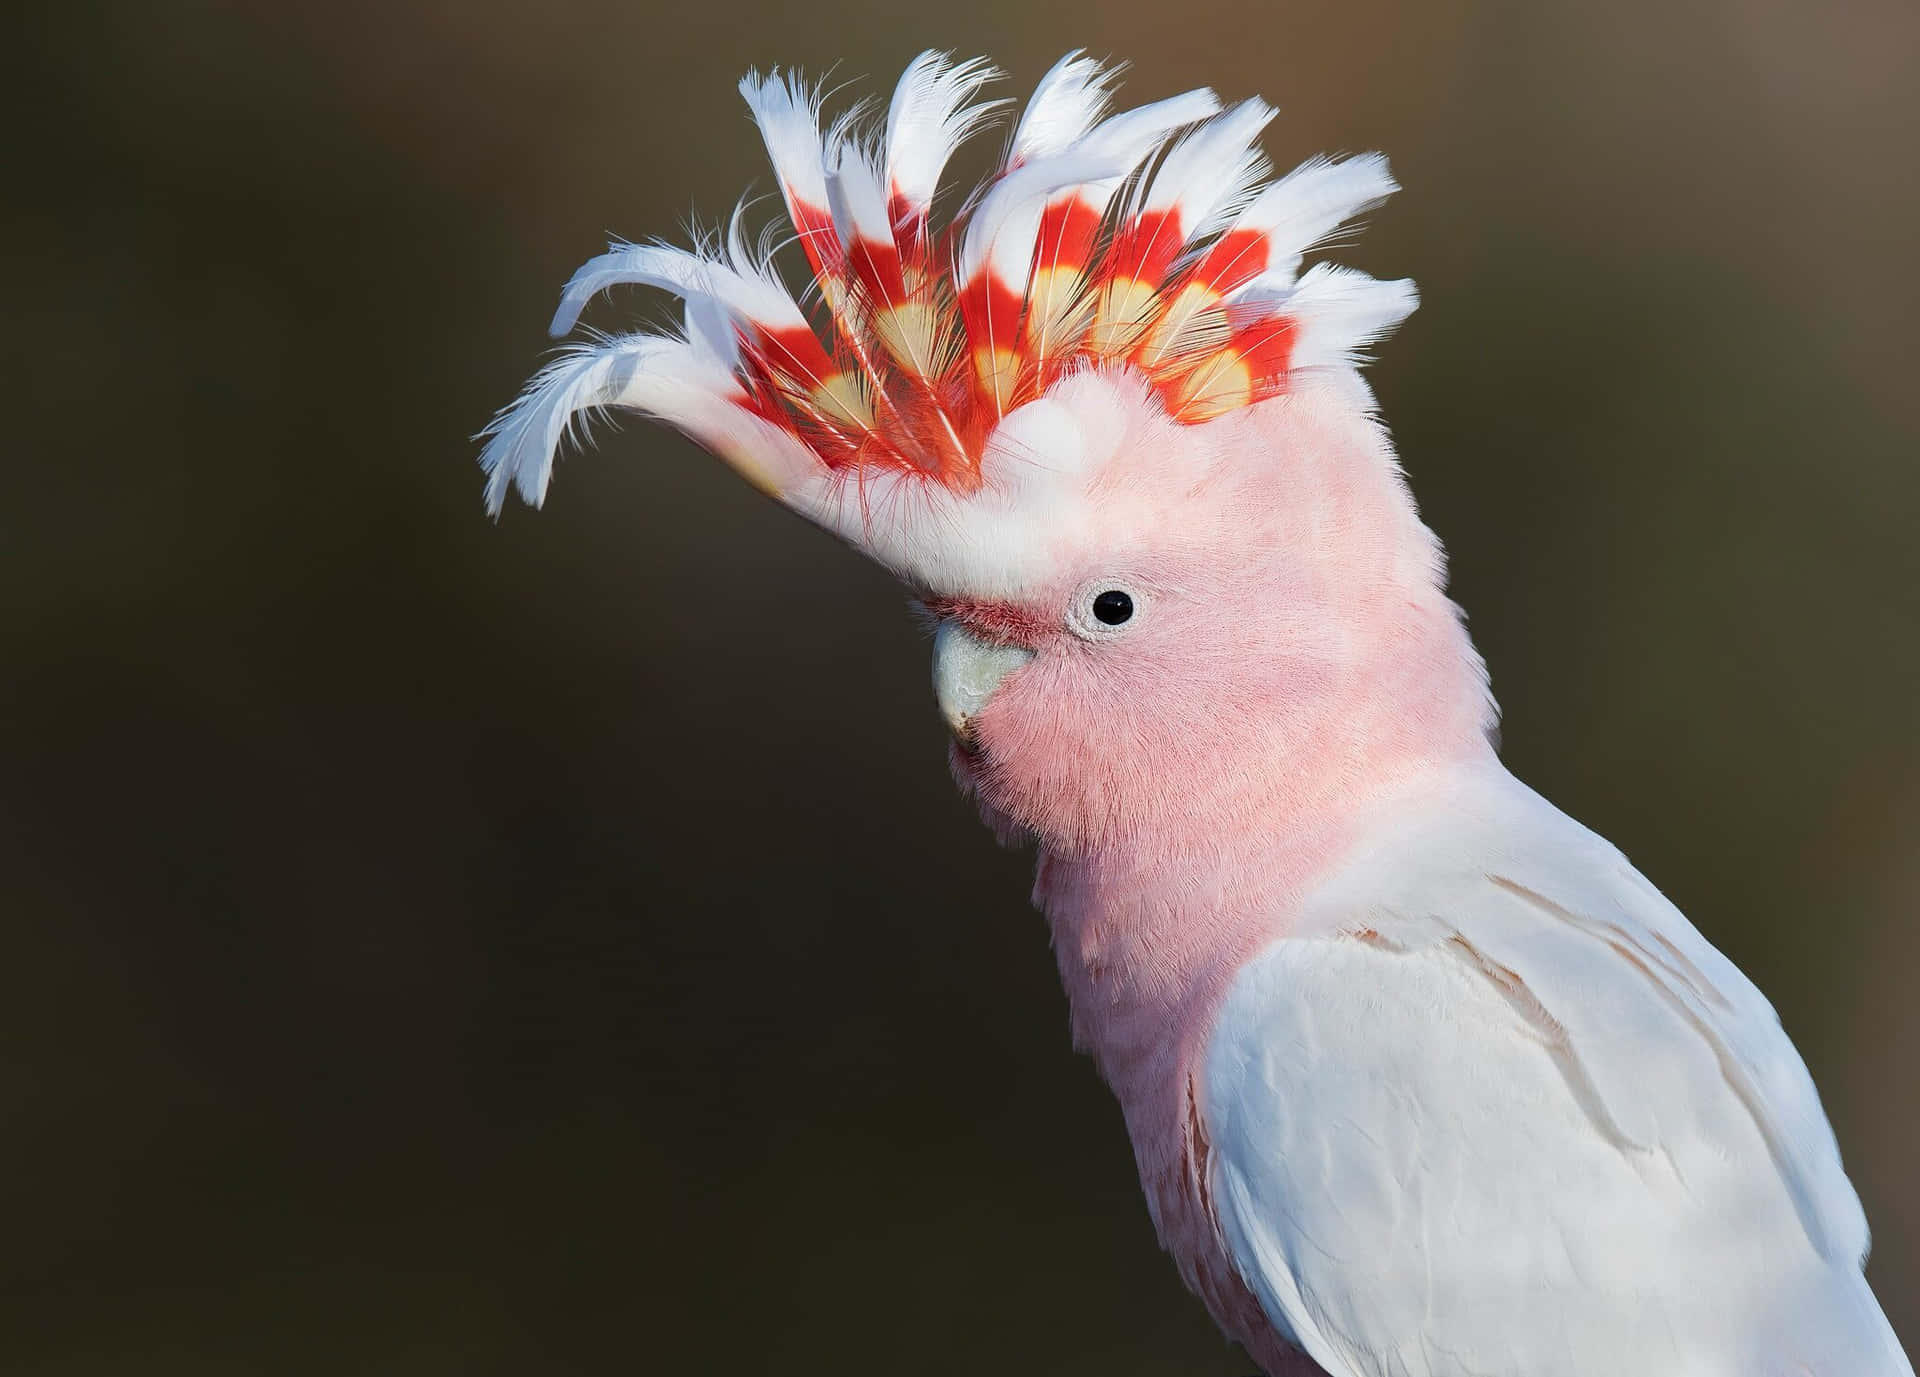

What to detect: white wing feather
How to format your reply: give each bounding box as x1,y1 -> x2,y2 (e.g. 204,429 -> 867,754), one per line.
1205,765 -> 1910,1377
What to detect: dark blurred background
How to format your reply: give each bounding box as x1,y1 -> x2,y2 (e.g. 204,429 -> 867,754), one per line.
4,1 -> 1915,1372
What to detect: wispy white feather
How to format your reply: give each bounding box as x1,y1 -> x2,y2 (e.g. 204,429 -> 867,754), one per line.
480,336 -> 706,513
826,138 -> 894,251
548,231 -> 806,340
1224,153 -> 1399,286
740,66 -> 846,282
1140,98 -> 1277,240
739,68 -> 830,207
1038,87 -> 1224,225
1009,50 -> 1118,164
1080,88 -> 1222,164
884,52 -> 1004,221
479,330 -> 829,515
1251,262 -> 1419,372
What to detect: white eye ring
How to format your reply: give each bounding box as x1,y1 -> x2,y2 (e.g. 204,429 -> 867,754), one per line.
1066,581 -> 1146,642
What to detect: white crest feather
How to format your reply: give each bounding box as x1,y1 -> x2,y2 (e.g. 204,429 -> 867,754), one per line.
1038,87 -> 1225,222
480,331 -> 828,516
1141,97 -> 1277,239
740,67 -> 836,231
1080,88 -> 1222,164
479,336 -> 713,513
1227,152 -> 1399,286
1256,262 -> 1419,372
883,53 -> 1004,222
548,228 -> 806,341
826,138 -> 893,250
1009,50 -> 1119,164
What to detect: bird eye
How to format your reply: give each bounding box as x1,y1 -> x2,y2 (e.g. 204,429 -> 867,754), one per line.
1067,581 -> 1145,641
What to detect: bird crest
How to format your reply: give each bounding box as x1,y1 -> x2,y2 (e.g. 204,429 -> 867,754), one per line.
482,51 -> 1415,514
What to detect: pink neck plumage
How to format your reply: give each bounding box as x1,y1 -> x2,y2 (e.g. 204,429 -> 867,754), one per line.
1036,576 -> 1494,1079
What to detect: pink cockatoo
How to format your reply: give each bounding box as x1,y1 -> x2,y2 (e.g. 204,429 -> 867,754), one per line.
480,52 -> 1912,1377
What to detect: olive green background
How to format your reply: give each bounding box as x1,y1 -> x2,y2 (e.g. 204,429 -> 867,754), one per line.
6,2 -> 1915,1372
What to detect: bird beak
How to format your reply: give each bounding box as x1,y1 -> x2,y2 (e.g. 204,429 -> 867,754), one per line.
932,620 -> 1034,748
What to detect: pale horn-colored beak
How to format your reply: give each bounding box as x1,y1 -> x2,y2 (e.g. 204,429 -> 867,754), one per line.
932,620 -> 1034,747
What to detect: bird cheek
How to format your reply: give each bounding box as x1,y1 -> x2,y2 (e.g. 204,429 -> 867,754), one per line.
946,735 -> 1036,848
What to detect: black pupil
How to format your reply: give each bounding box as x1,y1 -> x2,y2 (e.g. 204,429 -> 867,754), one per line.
1092,590 -> 1134,626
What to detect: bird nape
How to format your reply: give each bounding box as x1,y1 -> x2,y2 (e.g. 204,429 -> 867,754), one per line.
480,50 -> 1912,1377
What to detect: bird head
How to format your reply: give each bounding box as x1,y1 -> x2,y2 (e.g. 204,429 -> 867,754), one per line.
483,52 -> 1495,855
